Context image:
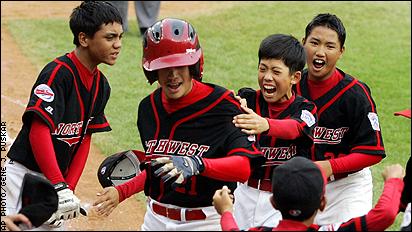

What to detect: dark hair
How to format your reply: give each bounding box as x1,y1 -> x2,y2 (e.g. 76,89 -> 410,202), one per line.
69,1 -> 123,46
258,34 -> 306,75
304,13 -> 346,49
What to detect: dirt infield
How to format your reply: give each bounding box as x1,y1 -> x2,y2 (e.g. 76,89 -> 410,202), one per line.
1,1 -> 241,230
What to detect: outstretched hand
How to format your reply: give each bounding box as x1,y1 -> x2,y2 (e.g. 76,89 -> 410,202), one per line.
93,187 -> 120,217
212,185 -> 234,215
382,164 -> 405,181
233,105 -> 269,135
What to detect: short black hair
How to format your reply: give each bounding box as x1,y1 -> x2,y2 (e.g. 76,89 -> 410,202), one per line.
304,13 -> 346,49
69,1 -> 123,46
258,34 -> 306,75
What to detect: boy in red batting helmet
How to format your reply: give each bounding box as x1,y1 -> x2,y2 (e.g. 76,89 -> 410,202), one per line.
92,18 -> 265,231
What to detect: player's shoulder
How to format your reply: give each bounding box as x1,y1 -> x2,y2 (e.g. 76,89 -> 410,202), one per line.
340,69 -> 374,100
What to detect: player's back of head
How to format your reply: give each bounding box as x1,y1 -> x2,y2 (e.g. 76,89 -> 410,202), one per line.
304,13 -> 346,49
258,34 -> 306,74
272,156 -> 326,221
69,1 -> 123,46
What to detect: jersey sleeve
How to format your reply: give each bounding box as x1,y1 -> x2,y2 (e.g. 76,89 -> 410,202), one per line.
23,61 -> 71,132
289,99 -> 317,144
87,74 -> 112,133
221,93 -> 266,168
346,82 -> 385,156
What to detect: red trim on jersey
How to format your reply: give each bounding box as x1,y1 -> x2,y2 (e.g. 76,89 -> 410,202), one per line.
202,156 -> 250,182
169,90 -> 231,139
225,95 -> 241,109
351,145 -> 385,152
355,81 -> 383,148
255,90 -> 262,142
317,79 -> 358,117
26,106 -> 56,131
150,92 -> 160,150
65,133 -> 91,191
54,59 -> 85,131
30,115 -> 65,184
227,147 -> 261,156
90,70 -> 100,115
115,170 -> 147,202
88,121 -> 110,129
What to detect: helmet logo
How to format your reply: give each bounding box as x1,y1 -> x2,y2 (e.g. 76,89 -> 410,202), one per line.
186,48 -> 196,54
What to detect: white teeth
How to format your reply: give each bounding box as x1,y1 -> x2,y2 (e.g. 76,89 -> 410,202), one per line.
314,59 -> 325,64
264,85 -> 275,90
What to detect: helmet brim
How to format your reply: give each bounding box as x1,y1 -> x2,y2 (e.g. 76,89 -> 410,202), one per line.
143,49 -> 202,71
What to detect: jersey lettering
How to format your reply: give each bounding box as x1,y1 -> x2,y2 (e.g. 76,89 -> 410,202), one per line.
145,139 -> 210,156
261,144 -> 297,161
313,126 -> 349,144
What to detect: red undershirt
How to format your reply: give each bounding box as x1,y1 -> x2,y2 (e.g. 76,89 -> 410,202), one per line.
307,69 -> 382,173
29,51 -> 95,190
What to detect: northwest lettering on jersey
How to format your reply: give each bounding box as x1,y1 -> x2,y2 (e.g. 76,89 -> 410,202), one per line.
145,139 -> 210,156
313,126 -> 349,144
51,117 -> 93,146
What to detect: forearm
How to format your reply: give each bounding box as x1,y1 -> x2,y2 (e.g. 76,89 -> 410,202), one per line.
115,170 -> 147,202
30,115 -> 65,184
220,211 -> 240,231
266,118 -> 303,139
65,133 -> 91,191
365,178 -> 404,231
202,156 -> 250,182
329,153 -> 382,174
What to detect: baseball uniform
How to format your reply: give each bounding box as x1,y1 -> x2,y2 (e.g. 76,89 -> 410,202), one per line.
5,52 -> 111,229
233,87 -> 317,229
138,83 -> 264,231
294,68 -> 386,224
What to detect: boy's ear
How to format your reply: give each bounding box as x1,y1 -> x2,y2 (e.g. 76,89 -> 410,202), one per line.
78,32 -> 89,47
291,71 -> 302,85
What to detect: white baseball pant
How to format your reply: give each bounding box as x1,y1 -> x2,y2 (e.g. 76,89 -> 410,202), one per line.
233,183 -> 282,230
314,167 -> 373,225
4,158 -> 65,231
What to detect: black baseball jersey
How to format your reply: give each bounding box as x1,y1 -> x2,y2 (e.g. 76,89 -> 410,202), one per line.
293,68 -> 385,170
238,87 -> 317,181
8,54 -> 111,174
138,83 -> 265,208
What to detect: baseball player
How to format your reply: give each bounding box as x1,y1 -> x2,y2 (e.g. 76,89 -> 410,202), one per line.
213,157 -> 405,231
92,18 -> 265,231
231,34 -> 317,229
5,1 -> 123,230
394,108 -> 411,231
293,13 -> 386,224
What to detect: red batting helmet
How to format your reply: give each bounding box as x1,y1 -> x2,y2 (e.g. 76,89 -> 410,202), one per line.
142,18 -> 204,84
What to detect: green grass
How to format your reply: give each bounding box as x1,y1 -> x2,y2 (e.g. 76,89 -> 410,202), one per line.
3,2 -> 410,230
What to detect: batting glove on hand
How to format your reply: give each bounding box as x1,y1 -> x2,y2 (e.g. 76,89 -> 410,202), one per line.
152,156 -> 205,185
46,182 -> 81,227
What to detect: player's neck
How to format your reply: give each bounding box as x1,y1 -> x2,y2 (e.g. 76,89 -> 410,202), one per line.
74,48 -> 97,73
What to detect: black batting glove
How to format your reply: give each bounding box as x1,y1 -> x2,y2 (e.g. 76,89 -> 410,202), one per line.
152,156 -> 205,185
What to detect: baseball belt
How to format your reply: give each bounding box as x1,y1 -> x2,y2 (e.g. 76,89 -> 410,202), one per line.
150,200 -> 206,221
247,178 -> 272,192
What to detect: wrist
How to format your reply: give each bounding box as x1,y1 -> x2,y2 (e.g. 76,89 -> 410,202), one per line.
53,182 -> 69,191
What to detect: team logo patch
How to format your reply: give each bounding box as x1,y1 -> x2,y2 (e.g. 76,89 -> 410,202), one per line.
300,110 -> 316,127
368,112 -> 380,131
34,84 -> 54,102
247,135 -> 256,142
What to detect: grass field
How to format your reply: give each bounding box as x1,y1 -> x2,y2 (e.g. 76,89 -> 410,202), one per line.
3,1 -> 410,230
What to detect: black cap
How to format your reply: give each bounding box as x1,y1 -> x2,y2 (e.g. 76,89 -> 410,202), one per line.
19,173 -> 58,227
98,150 -> 143,187
272,157 -> 325,221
